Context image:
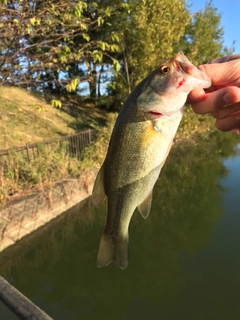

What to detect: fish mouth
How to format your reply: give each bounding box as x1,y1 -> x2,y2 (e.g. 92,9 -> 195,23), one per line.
173,52 -> 211,88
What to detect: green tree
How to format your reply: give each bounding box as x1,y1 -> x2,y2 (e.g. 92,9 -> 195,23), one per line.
109,0 -> 191,104
0,0 -> 123,93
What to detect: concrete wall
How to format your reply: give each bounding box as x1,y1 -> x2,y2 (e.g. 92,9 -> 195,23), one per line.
0,170 -> 98,252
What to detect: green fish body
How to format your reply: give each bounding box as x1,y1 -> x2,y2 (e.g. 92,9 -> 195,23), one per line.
92,52 -> 211,269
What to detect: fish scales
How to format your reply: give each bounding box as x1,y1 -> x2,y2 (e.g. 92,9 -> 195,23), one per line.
92,52 -> 211,269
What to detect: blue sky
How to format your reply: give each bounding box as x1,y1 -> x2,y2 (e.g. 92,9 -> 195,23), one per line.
187,0 -> 240,54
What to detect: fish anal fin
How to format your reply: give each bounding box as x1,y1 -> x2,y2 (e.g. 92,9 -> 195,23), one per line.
97,233 -> 129,270
92,165 -> 106,207
137,190 -> 153,219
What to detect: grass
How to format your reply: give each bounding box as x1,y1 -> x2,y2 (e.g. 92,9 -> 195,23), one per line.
0,86 -> 110,204
0,142 -> 82,202
0,86 -> 107,149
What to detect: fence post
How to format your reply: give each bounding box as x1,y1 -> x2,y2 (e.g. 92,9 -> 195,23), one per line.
88,129 -> 91,143
26,143 -> 30,162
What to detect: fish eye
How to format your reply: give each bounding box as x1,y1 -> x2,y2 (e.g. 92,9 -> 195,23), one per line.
160,65 -> 170,74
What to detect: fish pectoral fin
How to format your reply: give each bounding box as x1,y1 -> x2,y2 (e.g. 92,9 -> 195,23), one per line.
97,233 -> 129,270
92,165 -> 106,207
137,190 -> 153,219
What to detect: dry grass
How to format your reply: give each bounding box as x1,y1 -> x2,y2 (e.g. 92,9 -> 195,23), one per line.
0,87 -> 107,149
0,86 -> 110,204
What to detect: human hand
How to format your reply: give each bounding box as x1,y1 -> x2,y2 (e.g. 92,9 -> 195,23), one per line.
187,54 -> 240,134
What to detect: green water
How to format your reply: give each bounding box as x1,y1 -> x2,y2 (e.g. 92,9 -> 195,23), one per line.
0,132 -> 239,320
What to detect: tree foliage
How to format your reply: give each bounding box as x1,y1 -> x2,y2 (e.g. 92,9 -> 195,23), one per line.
0,0 -> 123,92
109,0 -> 191,103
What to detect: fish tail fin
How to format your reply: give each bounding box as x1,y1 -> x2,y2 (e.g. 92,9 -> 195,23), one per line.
96,233 -> 129,270
96,233 -> 114,268
115,237 -> 129,270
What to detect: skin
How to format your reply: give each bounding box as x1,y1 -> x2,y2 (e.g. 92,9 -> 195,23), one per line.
187,54 -> 240,134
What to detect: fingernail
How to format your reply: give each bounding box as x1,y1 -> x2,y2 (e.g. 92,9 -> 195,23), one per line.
223,92 -> 232,105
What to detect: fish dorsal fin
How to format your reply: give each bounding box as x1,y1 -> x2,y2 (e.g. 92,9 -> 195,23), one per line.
92,164 -> 106,207
137,190 -> 153,219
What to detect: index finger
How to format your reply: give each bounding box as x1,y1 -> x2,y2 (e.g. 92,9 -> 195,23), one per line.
190,86 -> 240,114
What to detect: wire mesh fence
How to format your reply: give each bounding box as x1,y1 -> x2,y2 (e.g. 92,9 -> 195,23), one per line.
0,129 -> 96,162
0,129 -> 97,189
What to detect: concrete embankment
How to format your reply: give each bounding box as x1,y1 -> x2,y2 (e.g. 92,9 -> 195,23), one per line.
0,170 -> 98,252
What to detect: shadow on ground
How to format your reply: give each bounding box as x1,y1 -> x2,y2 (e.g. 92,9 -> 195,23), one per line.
29,91 -> 108,131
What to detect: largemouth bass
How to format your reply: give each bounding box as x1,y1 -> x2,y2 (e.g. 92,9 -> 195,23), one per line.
92,52 -> 211,269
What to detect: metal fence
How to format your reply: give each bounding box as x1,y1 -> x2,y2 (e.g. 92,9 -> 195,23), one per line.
0,129 -> 96,162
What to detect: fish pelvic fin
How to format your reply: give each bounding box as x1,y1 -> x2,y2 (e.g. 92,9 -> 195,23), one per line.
96,233 -> 129,270
137,190 -> 153,219
92,165 -> 106,207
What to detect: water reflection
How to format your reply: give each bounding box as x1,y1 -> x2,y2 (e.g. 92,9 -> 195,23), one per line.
0,132 -> 239,320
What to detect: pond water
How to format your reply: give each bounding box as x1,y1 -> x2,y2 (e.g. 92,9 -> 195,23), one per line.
0,132 -> 239,320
